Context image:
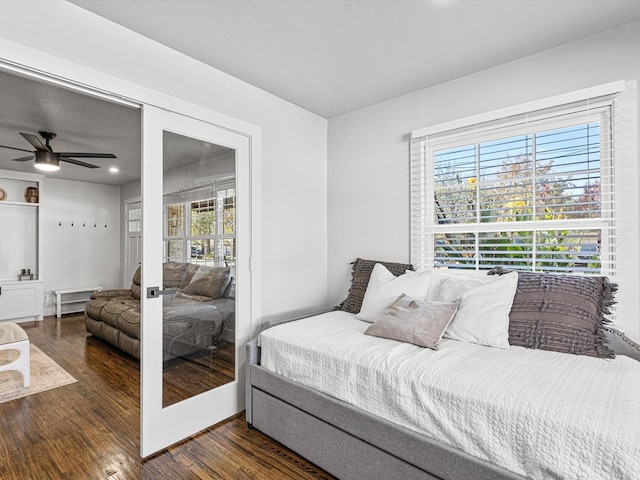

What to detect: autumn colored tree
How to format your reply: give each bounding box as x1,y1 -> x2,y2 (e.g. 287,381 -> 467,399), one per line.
433,153 -> 602,271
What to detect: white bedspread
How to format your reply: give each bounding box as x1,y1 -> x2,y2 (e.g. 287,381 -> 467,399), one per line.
258,311 -> 640,480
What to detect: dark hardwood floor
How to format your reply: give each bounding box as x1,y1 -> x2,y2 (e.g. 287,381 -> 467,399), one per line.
163,340 -> 235,407
0,314 -> 335,480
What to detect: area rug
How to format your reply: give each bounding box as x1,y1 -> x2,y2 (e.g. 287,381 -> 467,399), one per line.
0,344 -> 77,404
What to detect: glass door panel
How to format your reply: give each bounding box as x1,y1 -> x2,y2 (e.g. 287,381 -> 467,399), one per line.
141,104 -> 252,457
161,129 -> 236,407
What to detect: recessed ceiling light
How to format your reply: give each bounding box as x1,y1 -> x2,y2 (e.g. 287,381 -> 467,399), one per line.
109,167 -> 119,173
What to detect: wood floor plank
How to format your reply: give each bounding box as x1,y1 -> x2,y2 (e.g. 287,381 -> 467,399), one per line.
0,315 -> 335,480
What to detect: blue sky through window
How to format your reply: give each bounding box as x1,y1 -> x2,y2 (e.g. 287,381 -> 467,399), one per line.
435,121 -> 600,186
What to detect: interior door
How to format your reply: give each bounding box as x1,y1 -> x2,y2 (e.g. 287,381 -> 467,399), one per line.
141,104 -> 252,457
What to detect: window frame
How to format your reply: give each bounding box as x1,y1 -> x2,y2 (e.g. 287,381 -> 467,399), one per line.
410,82 -> 625,276
163,178 -> 236,267
411,81 -> 640,330
424,107 -> 612,274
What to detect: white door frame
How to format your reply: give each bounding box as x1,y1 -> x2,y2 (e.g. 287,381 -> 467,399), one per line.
141,105 -> 254,456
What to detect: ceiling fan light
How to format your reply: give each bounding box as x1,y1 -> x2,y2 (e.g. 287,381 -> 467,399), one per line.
34,151 -> 60,171
34,163 -> 60,172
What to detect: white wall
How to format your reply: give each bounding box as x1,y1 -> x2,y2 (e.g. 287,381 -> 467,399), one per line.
328,22 -> 640,338
42,178 -> 120,315
0,2 -> 329,324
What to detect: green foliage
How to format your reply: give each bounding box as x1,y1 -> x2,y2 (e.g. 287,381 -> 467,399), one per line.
434,153 -> 601,273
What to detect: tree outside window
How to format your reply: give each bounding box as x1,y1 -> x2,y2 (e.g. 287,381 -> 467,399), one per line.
428,121 -> 608,274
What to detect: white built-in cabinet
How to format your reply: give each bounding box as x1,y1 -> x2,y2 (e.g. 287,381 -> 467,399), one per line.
0,280 -> 44,321
0,169 -> 44,322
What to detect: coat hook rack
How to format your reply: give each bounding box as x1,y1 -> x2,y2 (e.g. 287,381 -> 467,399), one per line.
57,220 -> 107,228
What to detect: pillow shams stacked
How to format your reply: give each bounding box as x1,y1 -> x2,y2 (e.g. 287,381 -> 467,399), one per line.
356,263 -> 432,322
427,271 -> 519,349
359,264 -> 518,349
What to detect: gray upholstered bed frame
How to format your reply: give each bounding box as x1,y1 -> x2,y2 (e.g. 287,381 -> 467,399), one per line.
245,326 -> 640,480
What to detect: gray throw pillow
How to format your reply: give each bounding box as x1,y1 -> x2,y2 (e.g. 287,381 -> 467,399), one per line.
339,258 -> 414,314
488,268 -> 616,358
364,295 -> 459,350
163,261 -> 198,289
182,266 -> 230,299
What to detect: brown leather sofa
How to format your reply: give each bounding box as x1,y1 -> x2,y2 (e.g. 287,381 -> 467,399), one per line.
84,262 -> 234,359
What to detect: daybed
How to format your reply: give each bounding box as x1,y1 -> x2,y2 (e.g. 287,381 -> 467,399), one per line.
246,259 -> 640,480
85,261 -> 234,360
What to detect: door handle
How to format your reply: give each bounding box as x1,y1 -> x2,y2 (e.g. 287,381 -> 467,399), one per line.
146,286 -> 176,299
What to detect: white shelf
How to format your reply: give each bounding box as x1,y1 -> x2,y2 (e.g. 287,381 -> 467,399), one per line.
53,286 -> 102,318
0,170 -> 44,322
0,201 -> 39,207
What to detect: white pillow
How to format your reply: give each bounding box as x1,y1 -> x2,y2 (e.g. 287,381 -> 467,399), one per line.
428,270 -> 518,349
356,263 -> 432,322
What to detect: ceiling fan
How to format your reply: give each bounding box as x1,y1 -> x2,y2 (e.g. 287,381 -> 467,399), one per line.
0,131 -> 116,171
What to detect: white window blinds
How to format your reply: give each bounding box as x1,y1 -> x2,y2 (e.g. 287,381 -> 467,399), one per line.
410,87 -> 623,281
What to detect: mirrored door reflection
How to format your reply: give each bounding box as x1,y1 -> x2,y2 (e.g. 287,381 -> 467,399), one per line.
161,130 -> 236,408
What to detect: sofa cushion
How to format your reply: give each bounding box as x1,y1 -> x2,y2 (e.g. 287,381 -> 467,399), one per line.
117,306 -> 141,339
174,291 -> 214,302
85,297 -> 111,320
163,261 -> 199,289
91,289 -> 132,300
181,266 -> 230,299
131,266 -> 142,300
101,299 -> 139,334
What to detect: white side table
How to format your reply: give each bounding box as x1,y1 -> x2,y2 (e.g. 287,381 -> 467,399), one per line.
0,322 -> 30,387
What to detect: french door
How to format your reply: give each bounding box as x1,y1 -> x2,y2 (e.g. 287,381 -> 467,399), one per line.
140,104 -> 254,457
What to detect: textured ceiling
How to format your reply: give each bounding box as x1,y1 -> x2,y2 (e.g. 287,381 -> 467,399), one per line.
68,0 -> 640,118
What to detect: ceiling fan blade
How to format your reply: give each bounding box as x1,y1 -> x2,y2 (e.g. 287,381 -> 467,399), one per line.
20,132 -> 50,152
11,156 -> 35,162
57,152 -> 117,158
0,144 -> 34,153
60,157 -> 100,169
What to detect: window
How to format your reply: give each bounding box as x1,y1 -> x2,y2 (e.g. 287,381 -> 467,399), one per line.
127,204 -> 141,234
410,86 -> 624,282
163,178 -> 235,267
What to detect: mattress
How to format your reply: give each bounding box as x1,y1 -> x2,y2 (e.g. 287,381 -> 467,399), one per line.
258,311 -> 640,480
